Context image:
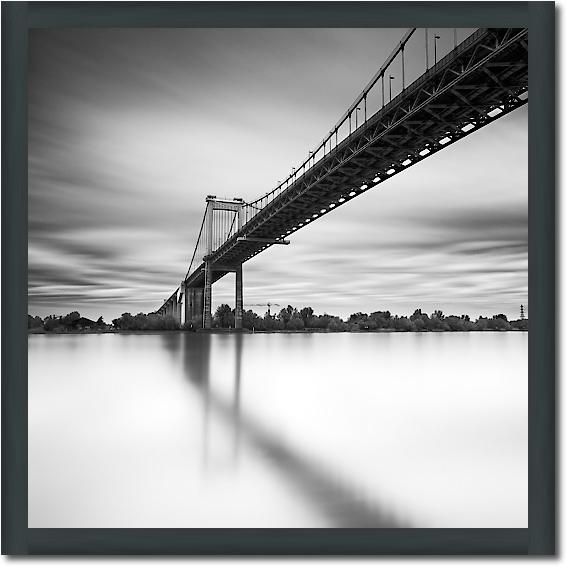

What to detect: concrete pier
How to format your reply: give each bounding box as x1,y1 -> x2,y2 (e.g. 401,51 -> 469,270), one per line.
185,286 -> 204,328
235,264 -> 243,329
203,261 -> 212,329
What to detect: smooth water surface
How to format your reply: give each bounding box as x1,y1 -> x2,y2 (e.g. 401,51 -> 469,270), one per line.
29,331 -> 527,528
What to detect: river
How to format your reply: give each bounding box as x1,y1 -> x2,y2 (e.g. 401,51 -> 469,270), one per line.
28,331 -> 527,528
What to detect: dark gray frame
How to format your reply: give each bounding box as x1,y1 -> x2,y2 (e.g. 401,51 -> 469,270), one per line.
2,1 -> 555,555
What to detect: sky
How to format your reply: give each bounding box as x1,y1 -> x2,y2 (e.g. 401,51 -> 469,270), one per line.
28,27 -> 528,322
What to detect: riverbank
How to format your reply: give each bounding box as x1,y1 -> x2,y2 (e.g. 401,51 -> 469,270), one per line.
29,308 -> 528,334
28,326 -> 528,335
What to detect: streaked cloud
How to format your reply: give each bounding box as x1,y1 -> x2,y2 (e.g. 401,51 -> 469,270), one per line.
28,28 -> 527,321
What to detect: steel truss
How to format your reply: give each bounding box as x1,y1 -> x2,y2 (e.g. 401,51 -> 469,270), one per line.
181,27 -> 527,291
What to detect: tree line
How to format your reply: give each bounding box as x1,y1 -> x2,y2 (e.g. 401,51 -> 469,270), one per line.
28,311 -> 108,332
210,304 -> 528,332
27,311 -> 179,332
28,306 -> 528,333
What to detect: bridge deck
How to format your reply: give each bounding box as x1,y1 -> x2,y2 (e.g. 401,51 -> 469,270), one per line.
184,27 -> 528,289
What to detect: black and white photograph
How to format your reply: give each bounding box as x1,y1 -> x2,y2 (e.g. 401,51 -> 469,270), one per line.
26,21 -> 530,531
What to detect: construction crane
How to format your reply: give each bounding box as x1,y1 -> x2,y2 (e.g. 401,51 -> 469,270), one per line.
245,302 -> 280,317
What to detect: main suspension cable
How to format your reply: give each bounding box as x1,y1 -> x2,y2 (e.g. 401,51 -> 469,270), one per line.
185,209 -> 208,279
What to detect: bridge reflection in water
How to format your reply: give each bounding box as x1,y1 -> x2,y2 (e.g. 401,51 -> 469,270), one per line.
160,333 -> 409,528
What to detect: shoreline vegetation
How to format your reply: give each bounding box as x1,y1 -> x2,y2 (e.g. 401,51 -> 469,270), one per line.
28,305 -> 528,334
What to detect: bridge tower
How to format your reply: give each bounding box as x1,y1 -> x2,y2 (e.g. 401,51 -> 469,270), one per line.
199,196 -> 245,330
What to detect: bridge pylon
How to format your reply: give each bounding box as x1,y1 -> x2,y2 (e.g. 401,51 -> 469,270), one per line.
182,195 -> 245,329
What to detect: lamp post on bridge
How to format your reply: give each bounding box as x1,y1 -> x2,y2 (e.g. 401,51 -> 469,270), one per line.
425,28 -> 429,70
389,75 -> 395,103
434,35 -> 440,65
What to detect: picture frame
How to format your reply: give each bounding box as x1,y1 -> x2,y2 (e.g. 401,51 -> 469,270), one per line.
2,1 -> 555,555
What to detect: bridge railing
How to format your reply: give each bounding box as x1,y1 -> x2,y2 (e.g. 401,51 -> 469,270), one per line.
240,27 -> 478,226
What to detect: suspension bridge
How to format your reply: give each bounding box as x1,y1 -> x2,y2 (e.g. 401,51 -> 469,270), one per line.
156,27 -> 528,328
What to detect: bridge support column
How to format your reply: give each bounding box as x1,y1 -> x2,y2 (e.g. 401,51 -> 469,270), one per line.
185,286 -> 204,328
175,290 -> 182,326
179,284 -> 185,326
203,261 -> 212,329
235,264 -> 243,329
184,291 -> 190,326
